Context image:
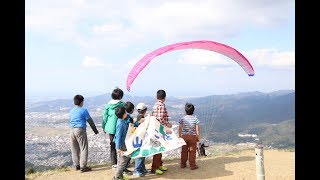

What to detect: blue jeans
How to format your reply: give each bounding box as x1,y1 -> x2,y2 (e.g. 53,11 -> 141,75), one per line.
134,157 -> 147,174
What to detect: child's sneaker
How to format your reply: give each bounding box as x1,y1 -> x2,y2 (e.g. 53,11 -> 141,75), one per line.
134,172 -> 145,177
151,169 -> 163,175
112,175 -> 130,180
122,174 -> 130,180
80,166 -> 92,172
123,168 -> 133,175
190,165 -> 199,170
159,166 -> 168,171
142,169 -> 148,174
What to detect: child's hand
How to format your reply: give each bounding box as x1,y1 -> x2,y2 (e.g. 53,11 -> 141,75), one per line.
139,118 -> 145,123
117,149 -> 123,154
165,129 -> 172,134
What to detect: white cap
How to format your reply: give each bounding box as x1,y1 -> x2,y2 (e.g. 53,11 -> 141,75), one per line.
136,102 -> 148,111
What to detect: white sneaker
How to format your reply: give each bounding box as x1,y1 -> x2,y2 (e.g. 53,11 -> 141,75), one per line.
112,164 -> 117,169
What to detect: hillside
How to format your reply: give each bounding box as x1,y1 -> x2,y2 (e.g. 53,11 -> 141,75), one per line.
25,90 -> 295,148
26,148 -> 295,180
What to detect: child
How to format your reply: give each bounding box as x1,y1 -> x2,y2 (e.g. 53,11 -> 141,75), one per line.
70,95 -> 99,172
133,102 -> 148,177
102,87 -> 125,168
122,101 -> 135,176
113,106 -> 131,180
178,103 -> 200,170
150,89 -> 172,175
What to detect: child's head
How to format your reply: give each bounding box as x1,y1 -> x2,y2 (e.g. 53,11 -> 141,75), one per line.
185,103 -> 194,115
111,88 -> 124,100
115,106 -> 127,119
156,89 -> 166,101
124,101 -> 135,114
137,102 -> 148,115
74,95 -> 84,106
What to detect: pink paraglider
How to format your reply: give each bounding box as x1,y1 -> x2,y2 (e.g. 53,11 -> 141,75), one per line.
126,40 -> 254,91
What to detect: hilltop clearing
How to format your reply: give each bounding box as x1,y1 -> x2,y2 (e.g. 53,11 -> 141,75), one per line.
26,149 -> 294,180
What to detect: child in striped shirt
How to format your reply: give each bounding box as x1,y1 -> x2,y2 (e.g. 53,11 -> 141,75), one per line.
178,103 -> 200,170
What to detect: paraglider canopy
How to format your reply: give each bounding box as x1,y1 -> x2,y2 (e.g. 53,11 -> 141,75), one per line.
126,40 -> 254,91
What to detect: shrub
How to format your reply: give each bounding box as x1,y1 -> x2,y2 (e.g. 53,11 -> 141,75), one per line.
26,167 -> 35,174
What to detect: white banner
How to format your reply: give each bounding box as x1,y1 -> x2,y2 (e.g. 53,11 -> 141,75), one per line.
124,115 -> 186,158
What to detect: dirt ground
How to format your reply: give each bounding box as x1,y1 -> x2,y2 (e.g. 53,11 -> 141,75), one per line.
27,149 -> 294,180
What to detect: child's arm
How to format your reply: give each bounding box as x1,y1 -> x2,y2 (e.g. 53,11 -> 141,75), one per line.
196,124 -> 200,142
178,124 -> 183,138
114,122 -> 125,151
87,117 -> 99,134
83,109 -> 99,134
138,118 -> 145,124
156,105 -> 172,128
101,106 -> 109,132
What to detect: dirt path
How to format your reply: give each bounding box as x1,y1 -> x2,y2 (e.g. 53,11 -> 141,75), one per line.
27,149 -> 294,180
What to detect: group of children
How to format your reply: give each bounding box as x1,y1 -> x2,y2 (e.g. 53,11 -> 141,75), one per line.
69,88 -> 204,180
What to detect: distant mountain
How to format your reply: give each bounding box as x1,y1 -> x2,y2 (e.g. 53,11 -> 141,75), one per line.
25,90 -> 295,148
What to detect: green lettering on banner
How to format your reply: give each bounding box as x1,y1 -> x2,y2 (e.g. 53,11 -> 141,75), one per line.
131,148 -> 140,158
159,146 -> 165,152
159,125 -> 166,136
150,147 -> 158,154
142,149 -> 149,156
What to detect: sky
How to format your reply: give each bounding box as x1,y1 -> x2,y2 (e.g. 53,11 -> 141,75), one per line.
26,0 -> 295,98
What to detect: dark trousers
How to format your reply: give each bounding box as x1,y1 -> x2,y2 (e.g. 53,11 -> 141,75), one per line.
151,153 -> 163,171
181,134 -> 198,169
109,134 -> 117,165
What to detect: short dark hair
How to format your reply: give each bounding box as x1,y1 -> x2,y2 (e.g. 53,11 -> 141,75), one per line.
157,89 -> 166,100
115,106 -> 126,119
111,88 -> 124,100
185,103 -> 194,115
74,95 -> 84,105
138,108 -> 147,114
124,101 -> 134,114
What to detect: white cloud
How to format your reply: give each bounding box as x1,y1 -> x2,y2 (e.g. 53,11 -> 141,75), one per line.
92,23 -> 124,34
26,0 -> 294,50
82,56 -> 112,68
176,48 -> 295,70
247,49 -> 295,69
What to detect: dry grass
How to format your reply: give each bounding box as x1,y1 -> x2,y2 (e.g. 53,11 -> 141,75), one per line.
26,148 -> 294,180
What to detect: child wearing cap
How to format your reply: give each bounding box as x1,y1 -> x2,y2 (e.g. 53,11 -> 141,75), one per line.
133,102 -> 148,177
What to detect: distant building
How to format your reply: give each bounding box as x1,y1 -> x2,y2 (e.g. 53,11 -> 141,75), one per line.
238,133 -> 258,138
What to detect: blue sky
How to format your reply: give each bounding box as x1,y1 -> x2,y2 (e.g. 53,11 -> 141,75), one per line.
26,0 -> 295,98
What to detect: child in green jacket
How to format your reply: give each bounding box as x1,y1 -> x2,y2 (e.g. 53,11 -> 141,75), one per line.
102,88 -> 125,168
